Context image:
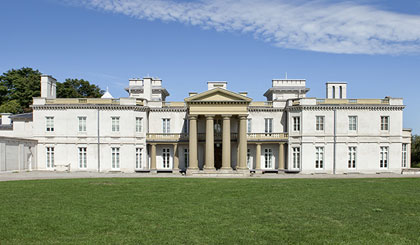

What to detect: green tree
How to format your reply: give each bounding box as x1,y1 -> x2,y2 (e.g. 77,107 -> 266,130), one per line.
412,135 -> 420,168
57,79 -> 104,98
0,67 -> 42,113
0,100 -> 21,114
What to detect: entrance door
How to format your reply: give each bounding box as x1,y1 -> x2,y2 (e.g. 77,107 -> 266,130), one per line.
214,143 -> 222,169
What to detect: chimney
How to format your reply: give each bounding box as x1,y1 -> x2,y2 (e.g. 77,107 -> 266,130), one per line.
0,113 -> 12,125
326,82 -> 347,99
41,75 -> 57,99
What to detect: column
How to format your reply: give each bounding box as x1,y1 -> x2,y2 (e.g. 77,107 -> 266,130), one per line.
205,115 -> 215,170
256,143 -> 261,170
238,115 -> 248,170
151,144 -> 156,170
222,115 -> 231,170
173,143 -> 179,171
188,116 -> 198,170
278,143 -> 285,170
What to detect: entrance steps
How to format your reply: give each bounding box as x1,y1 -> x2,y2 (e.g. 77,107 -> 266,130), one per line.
187,169 -> 250,177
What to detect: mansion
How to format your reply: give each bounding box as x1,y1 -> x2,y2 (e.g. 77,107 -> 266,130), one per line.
0,75 -> 412,174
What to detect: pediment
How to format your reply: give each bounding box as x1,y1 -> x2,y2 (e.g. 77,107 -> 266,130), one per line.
185,88 -> 252,102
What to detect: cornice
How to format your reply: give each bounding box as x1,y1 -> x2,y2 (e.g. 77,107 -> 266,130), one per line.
150,107 -> 187,112
248,107 -> 284,112
32,104 -> 149,111
286,105 -> 405,111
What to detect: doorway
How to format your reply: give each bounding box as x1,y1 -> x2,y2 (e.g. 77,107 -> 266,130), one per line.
214,143 -> 222,169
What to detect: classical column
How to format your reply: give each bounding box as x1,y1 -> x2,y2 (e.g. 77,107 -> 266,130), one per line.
278,143 -> 285,171
173,143 -> 179,171
222,115 -> 231,170
238,115 -> 248,170
256,143 -> 261,170
205,115 -> 215,170
188,116 -> 198,170
151,144 -> 157,170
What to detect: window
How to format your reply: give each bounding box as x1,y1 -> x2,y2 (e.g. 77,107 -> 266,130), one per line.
112,117 -> 120,132
214,119 -> 222,134
348,147 -> 356,169
247,149 -> 251,169
349,116 -> 357,131
247,118 -> 252,133
292,147 -> 300,169
46,117 -> 54,132
111,147 -> 120,169
184,148 -> 189,168
183,119 -> 189,133
264,118 -> 273,134
315,147 -> 324,169
136,148 -> 143,169
264,148 -> 273,169
163,148 -> 170,168
293,117 -> 300,131
316,116 -> 324,131
381,116 -> 389,131
162,119 -> 170,133
136,117 -> 143,133
46,147 -> 54,168
332,86 -> 336,99
78,117 -> 87,132
339,86 -> 343,99
380,146 -> 388,168
402,144 -> 408,168
79,147 -> 87,169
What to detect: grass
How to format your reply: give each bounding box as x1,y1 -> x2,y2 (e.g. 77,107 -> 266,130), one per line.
1,178 -> 420,244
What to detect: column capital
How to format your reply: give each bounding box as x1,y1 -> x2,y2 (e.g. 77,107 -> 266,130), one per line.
205,115 -> 215,120
222,114 -> 232,119
188,115 -> 198,120
238,115 -> 248,120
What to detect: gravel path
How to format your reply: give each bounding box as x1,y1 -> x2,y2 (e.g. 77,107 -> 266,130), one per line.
1,170 -> 420,182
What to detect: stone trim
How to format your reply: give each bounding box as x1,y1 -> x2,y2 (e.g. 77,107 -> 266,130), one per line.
32,104 -> 148,111
286,105 -> 405,111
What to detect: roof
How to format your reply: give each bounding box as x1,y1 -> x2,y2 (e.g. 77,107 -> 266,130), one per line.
9,113 -> 33,121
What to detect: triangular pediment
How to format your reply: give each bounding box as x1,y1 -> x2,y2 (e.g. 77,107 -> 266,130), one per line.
185,88 -> 252,102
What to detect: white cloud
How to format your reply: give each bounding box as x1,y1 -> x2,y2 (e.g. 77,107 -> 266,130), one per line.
72,0 -> 420,54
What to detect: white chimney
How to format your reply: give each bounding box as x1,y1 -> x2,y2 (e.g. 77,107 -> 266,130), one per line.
0,113 -> 12,125
326,82 -> 347,99
41,75 -> 57,99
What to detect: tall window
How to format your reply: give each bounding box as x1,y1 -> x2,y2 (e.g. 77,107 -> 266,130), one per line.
402,144 -> 408,168
293,116 -> 300,132
315,147 -> 324,169
111,147 -> 120,169
381,116 -> 389,131
136,117 -> 143,133
136,148 -> 143,169
112,117 -> 120,132
46,147 -> 54,168
292,147 -> 300,169
349,116 -> 357,131
46,116 -> 54,132
247,119 -> 252,133
247,149 -> 251,169
348,147 -> 356,169
264,148 -> 273,169
162,119 -> 170,133
183,119 -> 189,133
163,148 -> 170,168
214,119 -> 222,134
184,148 -> 189,168
264,118 -> 273,134
316,116 -> 324,131
79,147 -> 87,169
380,146 -> 388,168
78,117 -> 87,132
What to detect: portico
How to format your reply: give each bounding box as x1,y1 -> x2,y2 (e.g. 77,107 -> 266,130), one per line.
185,86 -> 252,172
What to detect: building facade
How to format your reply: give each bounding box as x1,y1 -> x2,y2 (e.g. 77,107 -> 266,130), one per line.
0,75 -> 412,174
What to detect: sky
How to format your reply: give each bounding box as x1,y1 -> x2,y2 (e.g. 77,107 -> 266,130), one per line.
0,0 -> 419,133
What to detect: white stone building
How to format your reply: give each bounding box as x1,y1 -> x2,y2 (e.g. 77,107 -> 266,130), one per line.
0,75 -> 412,174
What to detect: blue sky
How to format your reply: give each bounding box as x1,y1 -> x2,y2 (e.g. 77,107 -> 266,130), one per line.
0,0 -> 419,133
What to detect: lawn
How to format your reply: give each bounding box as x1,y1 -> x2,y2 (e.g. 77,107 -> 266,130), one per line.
1,178 -> 420,244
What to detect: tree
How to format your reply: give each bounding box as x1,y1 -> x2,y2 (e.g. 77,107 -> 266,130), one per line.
0,67 -> 41,113
412,135 -> 420,168
57,79 -> 104,98
0,100 -> 21,114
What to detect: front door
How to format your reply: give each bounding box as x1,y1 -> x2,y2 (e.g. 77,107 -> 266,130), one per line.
214,143 -> 222,169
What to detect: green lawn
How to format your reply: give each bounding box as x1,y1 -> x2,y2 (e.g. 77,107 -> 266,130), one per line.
1,178 -> 420,244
